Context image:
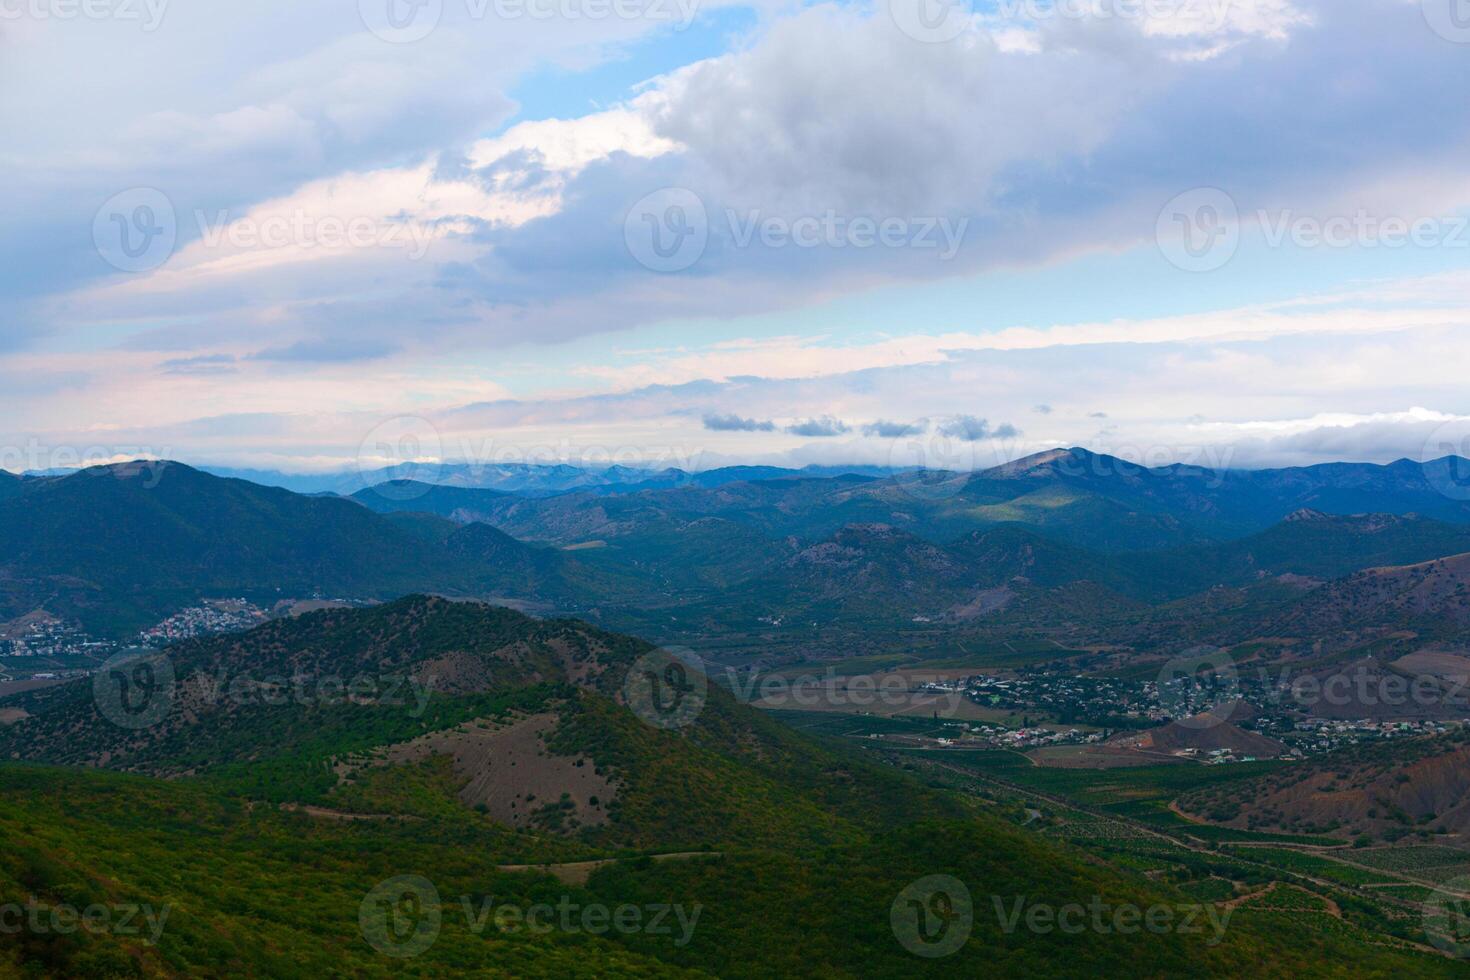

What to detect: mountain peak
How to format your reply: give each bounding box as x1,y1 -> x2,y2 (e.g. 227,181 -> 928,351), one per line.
79,459 -> 193,480
986,446 -> 1092,477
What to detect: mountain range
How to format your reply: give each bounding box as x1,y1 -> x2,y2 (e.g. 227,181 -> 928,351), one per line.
345,448 -> 1470,556
195,461 -> 901,497
6,454 -> 1470,973
11,451 -> 1470,664
0,462 -> 619,635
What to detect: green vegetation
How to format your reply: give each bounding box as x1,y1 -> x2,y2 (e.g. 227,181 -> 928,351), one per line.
4,764 -> 1460,978
888,743 -> 1465,964
18,451 -> 1470,661
919,750 -> 1313,837
4,597 -> 1464,975
1230,848 -> 1401,887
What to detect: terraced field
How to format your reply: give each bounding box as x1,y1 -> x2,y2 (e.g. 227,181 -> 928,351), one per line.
1347,846 -> 1470,883
888,745 -> 1461,956
1227,848 -> 1402,887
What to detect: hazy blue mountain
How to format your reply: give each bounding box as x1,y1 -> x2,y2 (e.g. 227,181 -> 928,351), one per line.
209,461 -> 900,498
0,462 -> 603,635
14,454 -> 1470,656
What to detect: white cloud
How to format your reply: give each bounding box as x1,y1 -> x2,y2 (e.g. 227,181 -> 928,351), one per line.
467,105 -> 679,175
6,0 -> 1470,472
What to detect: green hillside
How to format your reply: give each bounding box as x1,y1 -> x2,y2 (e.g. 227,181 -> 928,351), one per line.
0,599 -> 1461,976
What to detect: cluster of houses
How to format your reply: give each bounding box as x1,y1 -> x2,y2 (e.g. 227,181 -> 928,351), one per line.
136,601 -> 267,645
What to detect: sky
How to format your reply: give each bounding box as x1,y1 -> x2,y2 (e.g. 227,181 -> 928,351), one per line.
4,0 -> 1470,476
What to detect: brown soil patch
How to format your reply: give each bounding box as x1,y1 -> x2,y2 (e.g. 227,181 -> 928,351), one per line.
271,599 -> 358,618
280,803 -> 420,822
1028,745 -> 1186,769
343,712 -> 615,831
0,677 -> 69,699
498,852 -> 721,887
751,669 -> 984,719
1169,800 -> 1208,824
945,587 -> 1017,622
1392,649 -> 1470,682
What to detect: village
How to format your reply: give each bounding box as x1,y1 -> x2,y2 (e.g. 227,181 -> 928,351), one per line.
880,668 -> 1468,763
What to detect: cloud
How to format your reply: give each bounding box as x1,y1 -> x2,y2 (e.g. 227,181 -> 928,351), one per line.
18,0 -> 1470,375
786,416 -> 850,437
1,6 -> 693,352
249,339 -> 397,364
1183,408 -> 1470,469
7,0 -> 1470,476
862,419 -> 927,438
647,6 -> 1142,215
12,315 -> 1470,474
703,413 -> 776,432
1033,404 -> 1052,415
938,415 -> 994,442
161,353 -> 237,376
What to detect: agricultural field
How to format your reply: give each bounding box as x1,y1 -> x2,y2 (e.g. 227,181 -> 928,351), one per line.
1235,884 -> 1337,912
918,641 -> 1095,672
1389,862 -> 1470,885
1369,884 -> 1443,905
1346,846 -> 1470,883
886,737 -> 1460,958
1046,810 -> 1157,843
745,666 -> 991,721
1026,744 -> 1174,768
926,751 -> 1268,809
1178,877 -> 1239,902
1228,848 -> 1403,887
764,709 -> 951,739
897,748 -> 1347,847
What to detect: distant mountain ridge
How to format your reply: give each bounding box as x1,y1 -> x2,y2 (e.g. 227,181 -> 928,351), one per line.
196,461 -> 899,496
13,453 -> 1470,659
349,448 -> 1470,556
0,462 -> 609,635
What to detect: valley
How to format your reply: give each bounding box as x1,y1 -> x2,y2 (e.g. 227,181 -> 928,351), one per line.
6,454 -> 1470,973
